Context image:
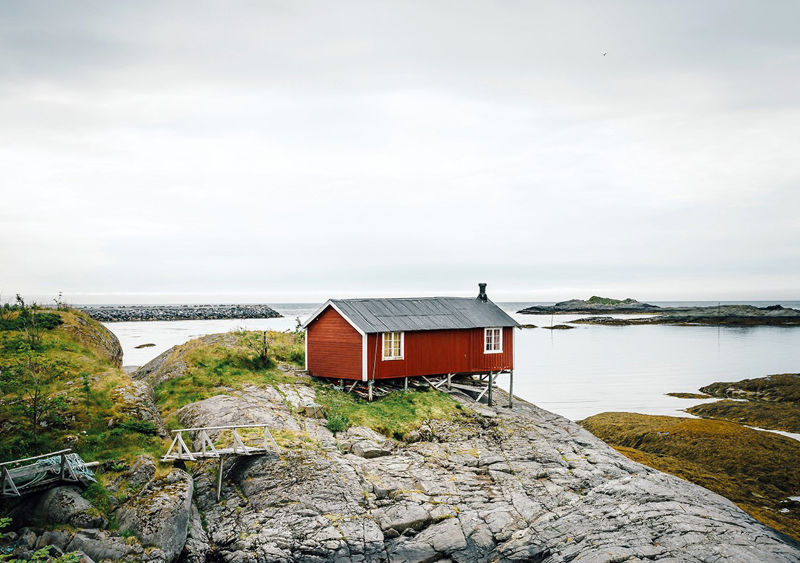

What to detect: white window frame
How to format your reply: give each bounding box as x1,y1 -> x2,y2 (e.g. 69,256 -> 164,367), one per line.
382,331 -> 404,360
484,327 -> 503,354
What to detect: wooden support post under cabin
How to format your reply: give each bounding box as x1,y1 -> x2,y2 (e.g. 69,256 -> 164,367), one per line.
216,455 -> 224,502
368,380 -> 374,401
508,371 -> 514,409
447,373 -> 452,390
488,372 -> 493,407
404,377 -> 408,391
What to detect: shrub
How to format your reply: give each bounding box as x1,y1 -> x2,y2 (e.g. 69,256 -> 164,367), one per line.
325,412 -> 350,433
118,419 -> 158,436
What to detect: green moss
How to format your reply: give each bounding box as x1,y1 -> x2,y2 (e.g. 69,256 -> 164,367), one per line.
315,386 -> 468,439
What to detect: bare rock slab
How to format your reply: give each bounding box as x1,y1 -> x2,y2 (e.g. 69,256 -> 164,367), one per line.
116,468 -> 194,563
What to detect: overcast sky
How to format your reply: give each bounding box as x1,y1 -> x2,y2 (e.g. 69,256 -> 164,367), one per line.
1,1 -> 799,303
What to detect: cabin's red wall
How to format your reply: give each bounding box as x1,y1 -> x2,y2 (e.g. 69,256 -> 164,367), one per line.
366,327 -> 513,380
306,307 -> 362,380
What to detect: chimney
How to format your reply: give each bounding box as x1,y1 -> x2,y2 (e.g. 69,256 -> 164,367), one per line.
478,282 -> 488,302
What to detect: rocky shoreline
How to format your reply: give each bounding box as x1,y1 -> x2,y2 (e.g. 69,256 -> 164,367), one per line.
4,325 -> 800,562
77,304 -> 282,322
518,297 -> 800,326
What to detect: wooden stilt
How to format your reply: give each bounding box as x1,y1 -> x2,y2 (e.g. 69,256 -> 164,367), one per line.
447,373 -> 452,390
368,380 -> 374,401
508,370 -> 513,409
216,455 -> 224,502
488,372 -> 493,407
404,377 -> 408,391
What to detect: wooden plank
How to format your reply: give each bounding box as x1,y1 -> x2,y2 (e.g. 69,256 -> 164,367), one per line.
2,467 -> 20,497
173,423 -> 277,433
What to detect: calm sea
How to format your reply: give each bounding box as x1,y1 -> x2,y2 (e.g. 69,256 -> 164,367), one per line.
102,301 -> 800,423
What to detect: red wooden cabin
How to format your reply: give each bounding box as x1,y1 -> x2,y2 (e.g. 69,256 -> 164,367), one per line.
302,284 -> 519,384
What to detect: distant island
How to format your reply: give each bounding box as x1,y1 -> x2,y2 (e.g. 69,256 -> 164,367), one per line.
518,296 -> 800,326
78,303 -> 282,322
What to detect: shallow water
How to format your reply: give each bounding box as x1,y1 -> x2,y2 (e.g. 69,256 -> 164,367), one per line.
105,302 -> 800,422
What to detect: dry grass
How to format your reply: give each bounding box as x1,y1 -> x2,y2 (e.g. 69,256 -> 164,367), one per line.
687,400 -> 800,434
581,412 -> 800,541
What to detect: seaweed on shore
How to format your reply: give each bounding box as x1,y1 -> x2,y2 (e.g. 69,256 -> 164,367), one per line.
580,412 -> 800,542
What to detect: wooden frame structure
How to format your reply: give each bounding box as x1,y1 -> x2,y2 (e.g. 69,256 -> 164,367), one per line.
332,370 -> 515,408
0,449 -> 95,498
162,424 -> 280,501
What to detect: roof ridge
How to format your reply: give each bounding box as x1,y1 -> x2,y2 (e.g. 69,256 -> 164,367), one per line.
331,296 -> 478,301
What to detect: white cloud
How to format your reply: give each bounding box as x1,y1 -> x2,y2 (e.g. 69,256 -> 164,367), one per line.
1,1 -> 798,301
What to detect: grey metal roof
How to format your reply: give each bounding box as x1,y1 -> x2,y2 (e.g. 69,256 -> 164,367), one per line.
312,297 -> 519,333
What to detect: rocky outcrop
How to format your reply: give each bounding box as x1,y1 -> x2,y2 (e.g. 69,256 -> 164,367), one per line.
179,384 -> 800,562
79,304 -> 281,322
519,297 -> 660,315
111,378 -> 167,436
116,468 -> 194,563
520,299 -> 800,326
32,486 -> 106,529
60,310 -> 124,367
133,333 -> 237,388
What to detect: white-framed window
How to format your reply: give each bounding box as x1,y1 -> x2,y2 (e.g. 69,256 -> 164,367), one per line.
484,327 -> 502,354
382,331 -> 404,360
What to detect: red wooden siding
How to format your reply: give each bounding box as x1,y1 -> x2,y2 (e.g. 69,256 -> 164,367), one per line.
365,327 -> 513,380
306,306 -> 362,380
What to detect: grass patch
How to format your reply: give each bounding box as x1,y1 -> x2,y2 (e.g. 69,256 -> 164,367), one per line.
315,386 -> 469,440
0,308 -> 168,462
153,332 -> 302,418
581,412 -> 800,541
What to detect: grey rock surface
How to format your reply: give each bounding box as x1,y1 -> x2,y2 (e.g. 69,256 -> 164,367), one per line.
116,468 -> 194,563
79,303 -> 281,322
65,530 -> 133,561
178,382 -> 800,562
32,486 -> 107,529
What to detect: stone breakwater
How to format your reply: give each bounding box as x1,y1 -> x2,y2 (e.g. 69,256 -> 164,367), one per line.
78,304 -> 282,322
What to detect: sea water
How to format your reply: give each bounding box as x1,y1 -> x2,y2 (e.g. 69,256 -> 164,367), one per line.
103,302 -> 800,422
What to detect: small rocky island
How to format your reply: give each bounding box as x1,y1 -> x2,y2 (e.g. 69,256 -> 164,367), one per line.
78,304 -> 282,322
518,296 -> 800,326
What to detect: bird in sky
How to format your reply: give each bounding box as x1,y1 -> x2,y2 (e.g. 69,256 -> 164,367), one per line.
602,52 -> 608,56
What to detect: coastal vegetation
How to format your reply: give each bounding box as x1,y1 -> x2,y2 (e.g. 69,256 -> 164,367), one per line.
153,330 -> 302,422
581,412 -> 800,541
677,373 -> 800,433
0,301 -> 163,461
315,386 -> 468,440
